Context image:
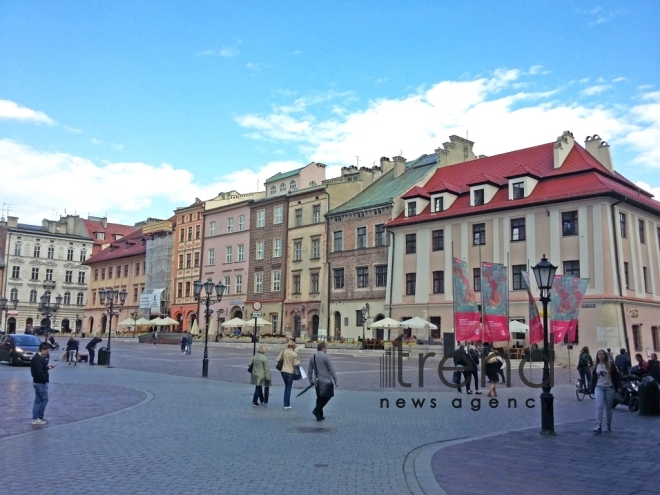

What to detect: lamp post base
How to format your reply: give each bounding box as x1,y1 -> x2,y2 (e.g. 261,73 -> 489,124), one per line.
540,391 -> 555,435
202,357 -> 209,378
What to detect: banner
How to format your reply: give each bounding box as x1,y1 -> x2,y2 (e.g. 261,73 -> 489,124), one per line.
481,262 -> 510,342
523,272 -> 544,345
567,278 -> 590,342
452,258 -> 481,342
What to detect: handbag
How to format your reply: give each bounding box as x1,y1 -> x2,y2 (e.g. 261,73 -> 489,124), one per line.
248,363 -> 253,373
452,370 -> 461,384
276,350 -> 284,371
313,355 -> 335,399
293,365 -> 302,381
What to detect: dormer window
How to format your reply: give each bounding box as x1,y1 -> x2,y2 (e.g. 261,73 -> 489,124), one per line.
270,185 -> 276,195
474,189 -> 485,206
512,182 -> 524,199
434,197 -> 444,212
407,202 -> 417,217
289,180 -> 297,191
280,183 -> 286,192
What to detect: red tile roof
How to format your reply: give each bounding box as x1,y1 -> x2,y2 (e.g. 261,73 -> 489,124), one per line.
401,186 -> 430,200
82,218 -> 137,254
82,229 -> 146,265
388,140 -> 659,227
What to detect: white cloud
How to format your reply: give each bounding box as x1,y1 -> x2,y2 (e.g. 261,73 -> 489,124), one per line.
90,138 -> 102,145
579,78 -> 590,84
0,99 -> 56,125
197,45 -> 240,58
580,84 -> 612,96
612,77 -> 627,83
111,143 -> 124,151
636,181 -> 660,200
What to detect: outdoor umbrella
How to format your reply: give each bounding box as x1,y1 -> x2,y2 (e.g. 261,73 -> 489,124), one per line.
399,317 -> 438,344
368,317 -> 403,341
220,317 -> 246,328
208,318 -> 216,336
117,318 -> 138,326
241,317 -> 272,327
159,317 -> 179,326
191,319 -> 200,336
149,317 -> 171,326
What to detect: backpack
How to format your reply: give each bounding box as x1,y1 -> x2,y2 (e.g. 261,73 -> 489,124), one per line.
578,353 -> 591,369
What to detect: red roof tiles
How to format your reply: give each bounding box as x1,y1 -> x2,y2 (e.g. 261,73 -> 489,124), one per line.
82,229 -> 146,265
401,186 -> 430,200
82,219 -> 137,255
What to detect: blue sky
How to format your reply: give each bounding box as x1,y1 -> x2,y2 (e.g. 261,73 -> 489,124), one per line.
1,1 -> 659,224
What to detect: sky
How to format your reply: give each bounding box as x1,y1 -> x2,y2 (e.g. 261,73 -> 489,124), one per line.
1,1 -> 659,225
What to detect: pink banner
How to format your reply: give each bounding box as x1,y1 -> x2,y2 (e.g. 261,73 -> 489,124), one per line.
481,262 -> 510,342
452,258 -> 481,342
567,278 -> 590,342
523,272 -> 544,345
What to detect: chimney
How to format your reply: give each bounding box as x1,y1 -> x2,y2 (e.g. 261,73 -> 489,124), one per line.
380,157 -> 393,175
392,156 -> 406,178
7,216 -> 18,228
585,134 -> 613,174
101,217 -> 108,228
553,130 -> 575,169
435,135 -> 477,167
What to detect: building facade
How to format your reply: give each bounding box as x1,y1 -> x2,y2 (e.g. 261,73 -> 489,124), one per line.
142,219 -> 174,319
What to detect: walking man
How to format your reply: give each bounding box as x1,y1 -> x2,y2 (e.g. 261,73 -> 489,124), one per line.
153,330 -> 159,346
86,334 -> 103,365
308,342 -> 338,421
31,342 -> 55,425
186,332 -> 193,355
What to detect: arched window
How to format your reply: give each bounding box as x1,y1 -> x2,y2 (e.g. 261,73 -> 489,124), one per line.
270,185 -> 276,195
309,181 -> 317,186
289,180 -> 297,191
43,290 -> 51,302
13,242 -> 21,256
77,292 -> 84,305
29,290 -> 37,303
10,288 -> 18,301
63,291 -> 71,305
280,183 -> 286,192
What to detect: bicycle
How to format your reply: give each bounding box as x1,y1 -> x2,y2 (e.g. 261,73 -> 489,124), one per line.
575,378 -> 594,400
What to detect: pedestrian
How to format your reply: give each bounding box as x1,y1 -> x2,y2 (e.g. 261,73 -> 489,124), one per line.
186,332 -> 193,355
577,346 -> 593,391
65,336 -> 79,366
467,345 -> 482,394
647,353 -> 660,381
453,343 -> 471,393
153,330 -> 159,346
180,334 -> 187,354
250,345 -> 271,406
308,342 -> 338,421
591,349 -> 622,433
606,348 -> 615,363
485,355 -> 502,397
614,348 -> 631,374
31,342 -> 55,425
276,340 -> 299,409
633,353 -> 648,377
85,334 -> 102,365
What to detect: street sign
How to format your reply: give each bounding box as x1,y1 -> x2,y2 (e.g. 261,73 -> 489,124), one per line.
252,311 -> 262,317
252,301 -> 262,311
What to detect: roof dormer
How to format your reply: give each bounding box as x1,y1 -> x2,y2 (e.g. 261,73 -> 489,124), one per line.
402,186 -> 430,217
467,173 -> 501,207
505,165 -> 541,200
428,181 -> 461,213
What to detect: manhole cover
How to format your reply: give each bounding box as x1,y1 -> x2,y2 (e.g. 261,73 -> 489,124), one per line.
297,427 -> 328,433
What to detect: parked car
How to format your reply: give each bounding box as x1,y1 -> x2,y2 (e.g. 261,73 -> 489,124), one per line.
33,326 -> 60,336
0,333 -> 42,366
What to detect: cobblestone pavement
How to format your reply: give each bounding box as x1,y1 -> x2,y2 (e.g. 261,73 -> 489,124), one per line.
0,338 -> 616,495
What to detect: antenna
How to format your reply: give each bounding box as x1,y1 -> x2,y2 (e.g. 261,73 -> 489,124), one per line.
354,155 -> 362,167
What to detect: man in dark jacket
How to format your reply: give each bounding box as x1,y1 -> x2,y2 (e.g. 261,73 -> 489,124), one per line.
31,343 -> 55,425
614,348 -> 631,373
308,342 -> 338,421
86,335 -> 103,365
453,344 -> 472,393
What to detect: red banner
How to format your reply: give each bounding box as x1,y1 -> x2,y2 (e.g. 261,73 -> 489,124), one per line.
567,278 -> 590,343
481,262 -> 509,342
452,258 -> 481,342
523,272 -> 544,345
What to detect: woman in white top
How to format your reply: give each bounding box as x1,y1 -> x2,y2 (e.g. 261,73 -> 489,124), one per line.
590,349 -> 622,433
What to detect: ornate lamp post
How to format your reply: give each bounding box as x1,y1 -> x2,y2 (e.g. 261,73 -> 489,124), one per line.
38,293 -> 62,343
361,303 -> 370,341
131,310 -> 140,338
74,313 -> 80,335
99,287 -> 127,367
532,254 -> 558,435
193,278 -> 225,378
0,296 -> 19,334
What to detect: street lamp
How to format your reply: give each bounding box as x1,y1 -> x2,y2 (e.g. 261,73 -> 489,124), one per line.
0,296 -> 19,334
38,293 -> 62,343
131,310 -> 140,338
99,287 -> 128,366
193,278 -> 225,378
74,313 -> 80,335
532,254 -> 558,435
361,303 -> 370,341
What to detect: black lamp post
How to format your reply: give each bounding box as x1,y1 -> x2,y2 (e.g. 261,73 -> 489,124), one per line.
193,278 -> 225,378
131,310 -> 140,338
0,296 -> 19,334
532,254 -> 558,435
99,287 -> 128,367
38,293 -> 62,343
361,303 -> 370,341
74,313 -> 80,335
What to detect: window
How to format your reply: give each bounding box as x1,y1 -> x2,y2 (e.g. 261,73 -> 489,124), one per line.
289,180 -> 297,191
270,185 -> 276,195
185,282 -> 191,297
356,310 -> 365,327
512,265 -> 526,290
177,282 -> 183,298
619,213 -> 626,238
657,226 -> 660,247
432,230 -> 444,251
11,266 -> 20,279
294,241 -> 302,260
274,239 -> 281,258
208,248 -> 215,265
78,271 -> 85,284
563,260 -> 580,277
624,262 -> 630,290
195,225 -> 201,240
311,273 -> 319,293
65,270 -> 73,283
227,218 -> 233,233
77,292 -> 84,305
238,244 -> 244,262
632,324 -> 642,352
257,210 -> 265,227
643,267 -> 650,293
333,231 -> 343,252
406,273 -> 416,295
79,249 -> 86,262
292,275 -> 301,293
295,209 -> 302,227
473,223 -> 486,245
226,246 -> 233,263
194,252 -> 200,267
406,234 -> 416,254
375,224 -> 386,247
210,221 -> 216,236
239,215 -> 245,231
133,287 -> 138,302
186,253 -> 191,268
433,271 -> 445,294
45,269 -> 53,281
135,262 -> 140,276
92,292 -> 96,305
14,242 -> 21,256
108,267 -> 113,279
67,248 -> 74,261
511,218 -> 526,241
96,232 -> 105,240
124,264 -> 129,277
562,211 -> 578,236
357,267 -> 368,288
101,268 -> 105,280
94,269 -> 99,281
116,265 -> 121,278
474,189 -> 485,206
187,227 -> 193,241
271,314 -> 279,334
639,219 -> 645,244
357,227 -> 367,249
313,205 -> 321,223
652,326 -> 659,352
274,206 -> 283,224
407,202 -> 416,216
48,246 -> 55,259
272,270 -> 281,291
235,275 -> 242,294
333,268 -> 344,289
473,268 -> 481,292
63,292 -> 71,305
376,265 -> 387,287
34,245 -> 40,258
256,242 -> 264,260
512,182 -> 524,199
224,276 -> 231,295
27,289 -> 36,303
312,239 -> 320,258
178,254 -> 184,269
280,183 -> 286,192
31,267 -> 39,280
180,228 -> 185,242
434,197 -> 444,212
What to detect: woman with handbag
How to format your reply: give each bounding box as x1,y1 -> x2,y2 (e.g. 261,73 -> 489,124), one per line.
250,346 -> 271,406
276,340 -> 299,410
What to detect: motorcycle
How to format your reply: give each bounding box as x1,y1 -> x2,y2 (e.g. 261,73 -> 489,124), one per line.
613,373 -> 640,412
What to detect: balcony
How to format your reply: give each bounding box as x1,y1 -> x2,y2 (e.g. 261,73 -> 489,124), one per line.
43,280 -> 56,289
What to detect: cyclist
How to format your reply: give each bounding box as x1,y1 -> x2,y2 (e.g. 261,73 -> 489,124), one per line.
577,346 -> 593,391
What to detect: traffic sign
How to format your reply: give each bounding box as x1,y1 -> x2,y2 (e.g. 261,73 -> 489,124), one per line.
252,311 -> 262,317
252,301 -> 262,311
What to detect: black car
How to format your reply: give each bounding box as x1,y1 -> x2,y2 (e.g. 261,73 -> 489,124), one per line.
33,326 -> 60,336
0,334 -> 42,366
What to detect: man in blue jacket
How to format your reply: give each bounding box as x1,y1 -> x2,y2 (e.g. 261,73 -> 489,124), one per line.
31,342 -> 55,425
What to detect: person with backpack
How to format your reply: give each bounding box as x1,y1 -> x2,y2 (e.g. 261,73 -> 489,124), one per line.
577,346 -> 594,392
86,335 -> 103,365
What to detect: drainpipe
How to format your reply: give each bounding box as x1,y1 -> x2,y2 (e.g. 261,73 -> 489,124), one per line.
387,229 -> 395,318
325,192 -> 332,337
609,199 -> 631,354
2,231 -> 11,298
